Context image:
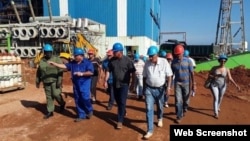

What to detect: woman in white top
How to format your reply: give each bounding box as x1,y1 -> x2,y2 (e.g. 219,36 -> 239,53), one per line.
208,54 -> 240,119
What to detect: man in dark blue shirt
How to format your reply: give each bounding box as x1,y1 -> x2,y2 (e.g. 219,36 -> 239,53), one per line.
104,43 -> 136,129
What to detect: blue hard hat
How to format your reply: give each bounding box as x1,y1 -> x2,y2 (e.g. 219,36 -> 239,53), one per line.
147,46 -> 159,56
112,42 -> 124,52
134,53 -> 140,60
218,54 -> 228,60
184,50 -> 189,57
43,44 -> 53,51
74,48 -> 85,56
159,50 -> 167,57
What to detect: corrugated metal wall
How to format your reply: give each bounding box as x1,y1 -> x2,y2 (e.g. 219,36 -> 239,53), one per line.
127,0 -> 145,36
43,0 -> 160,43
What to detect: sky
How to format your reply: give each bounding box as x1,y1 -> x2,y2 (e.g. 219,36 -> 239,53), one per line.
160,0 -> 250,50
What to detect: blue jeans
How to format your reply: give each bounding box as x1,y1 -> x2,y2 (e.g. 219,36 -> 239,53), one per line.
174,83 -> 190,119
113,85 -> 129,123
135,74 -> 143,96
210,83 -> 227,115
145,86 -> 165,133
164,94 -> 169,104
107,83 -> 115,107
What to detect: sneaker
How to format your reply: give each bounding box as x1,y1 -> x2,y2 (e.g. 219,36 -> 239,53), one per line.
116,122 -> 123,129
143,132 -> 153,139
164,103 -> 169,108
92,100 -> 96,104
106,106 -> 112,110
183,108 -> 188,113
43,112 -> 53,119
214,114 -> 219,119
74,118 -> 86,122
157,119 -> 163,127
137,95 -> 143,100
175,118 -> 182,124
87,111 -> 93,119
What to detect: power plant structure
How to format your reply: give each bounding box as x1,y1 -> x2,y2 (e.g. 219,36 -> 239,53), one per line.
215,0 -> 246,55
0,0 -> 161,58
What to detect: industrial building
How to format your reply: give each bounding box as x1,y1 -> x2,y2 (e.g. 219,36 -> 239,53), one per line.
45,0 -> 160,57
0,0 -> 160,57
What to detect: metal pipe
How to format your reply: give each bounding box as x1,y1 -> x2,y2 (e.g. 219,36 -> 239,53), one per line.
28,0 -> 36,22
11,1 -> 22,24
7,33 -> 11,53
47,0 -> 53,22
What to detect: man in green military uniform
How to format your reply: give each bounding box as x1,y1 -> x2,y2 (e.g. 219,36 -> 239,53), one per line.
36,44 -> 66,119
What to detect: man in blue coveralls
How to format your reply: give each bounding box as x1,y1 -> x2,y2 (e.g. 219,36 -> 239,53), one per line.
48,48 -> 94,122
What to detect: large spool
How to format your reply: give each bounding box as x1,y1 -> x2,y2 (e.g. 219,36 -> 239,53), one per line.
19,28 -> 28,38
0,28 -> 9,38
49,27 -> 57,37
27,27 -> 38,38
39,27 -> 49,38
12,28 -> 20,38
57,27 -> 68,38
22,48 -> 29,57
29,48 -> 37,57
15,48 -> 22,56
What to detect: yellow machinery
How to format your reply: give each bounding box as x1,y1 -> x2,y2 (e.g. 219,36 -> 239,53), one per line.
34,33 -> 99,65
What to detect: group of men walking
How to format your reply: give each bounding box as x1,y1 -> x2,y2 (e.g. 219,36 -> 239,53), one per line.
35,42 -> 197,139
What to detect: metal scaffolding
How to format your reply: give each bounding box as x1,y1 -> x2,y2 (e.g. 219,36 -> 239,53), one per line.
0,0 -> 43,24
215,0 -> 246,55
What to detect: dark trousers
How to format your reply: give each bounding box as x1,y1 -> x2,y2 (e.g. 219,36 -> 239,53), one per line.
44,82 -> 65,112
107,83 -> 115,107
113,85 -> 129,123
90,75 -> 98,100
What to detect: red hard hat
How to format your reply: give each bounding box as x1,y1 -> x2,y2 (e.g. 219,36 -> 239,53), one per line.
174,44 -> 184,55
88,49 -> 95,54
106,49 -> 113,56
166,53 -> 173,60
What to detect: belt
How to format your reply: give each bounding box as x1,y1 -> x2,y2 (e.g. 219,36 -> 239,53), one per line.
146,83 -> 165,89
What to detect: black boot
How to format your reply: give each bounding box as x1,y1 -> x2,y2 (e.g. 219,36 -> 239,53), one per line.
60,102 -> 66,112
44,112 -> 53,119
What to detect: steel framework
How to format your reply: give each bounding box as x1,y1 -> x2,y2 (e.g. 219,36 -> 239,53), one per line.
215,0 -> 246,55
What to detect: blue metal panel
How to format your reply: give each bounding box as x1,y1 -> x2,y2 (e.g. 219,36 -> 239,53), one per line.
43,0 -> 60,16
144,0 -> 160,42
68,0 -> 117,36
127,0 -> 145,36
42,0 -> 160,42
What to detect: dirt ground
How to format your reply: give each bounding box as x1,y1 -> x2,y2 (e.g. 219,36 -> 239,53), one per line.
0,61 -> 250,141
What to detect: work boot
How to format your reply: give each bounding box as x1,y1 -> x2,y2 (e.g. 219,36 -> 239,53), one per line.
43,112 -> 53,119
87,111 -> 93,119
60,102 -> 66,112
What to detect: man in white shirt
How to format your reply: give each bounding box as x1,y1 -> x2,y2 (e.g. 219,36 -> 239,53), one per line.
133,53 -> 145,100
142,46 -> 173,139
